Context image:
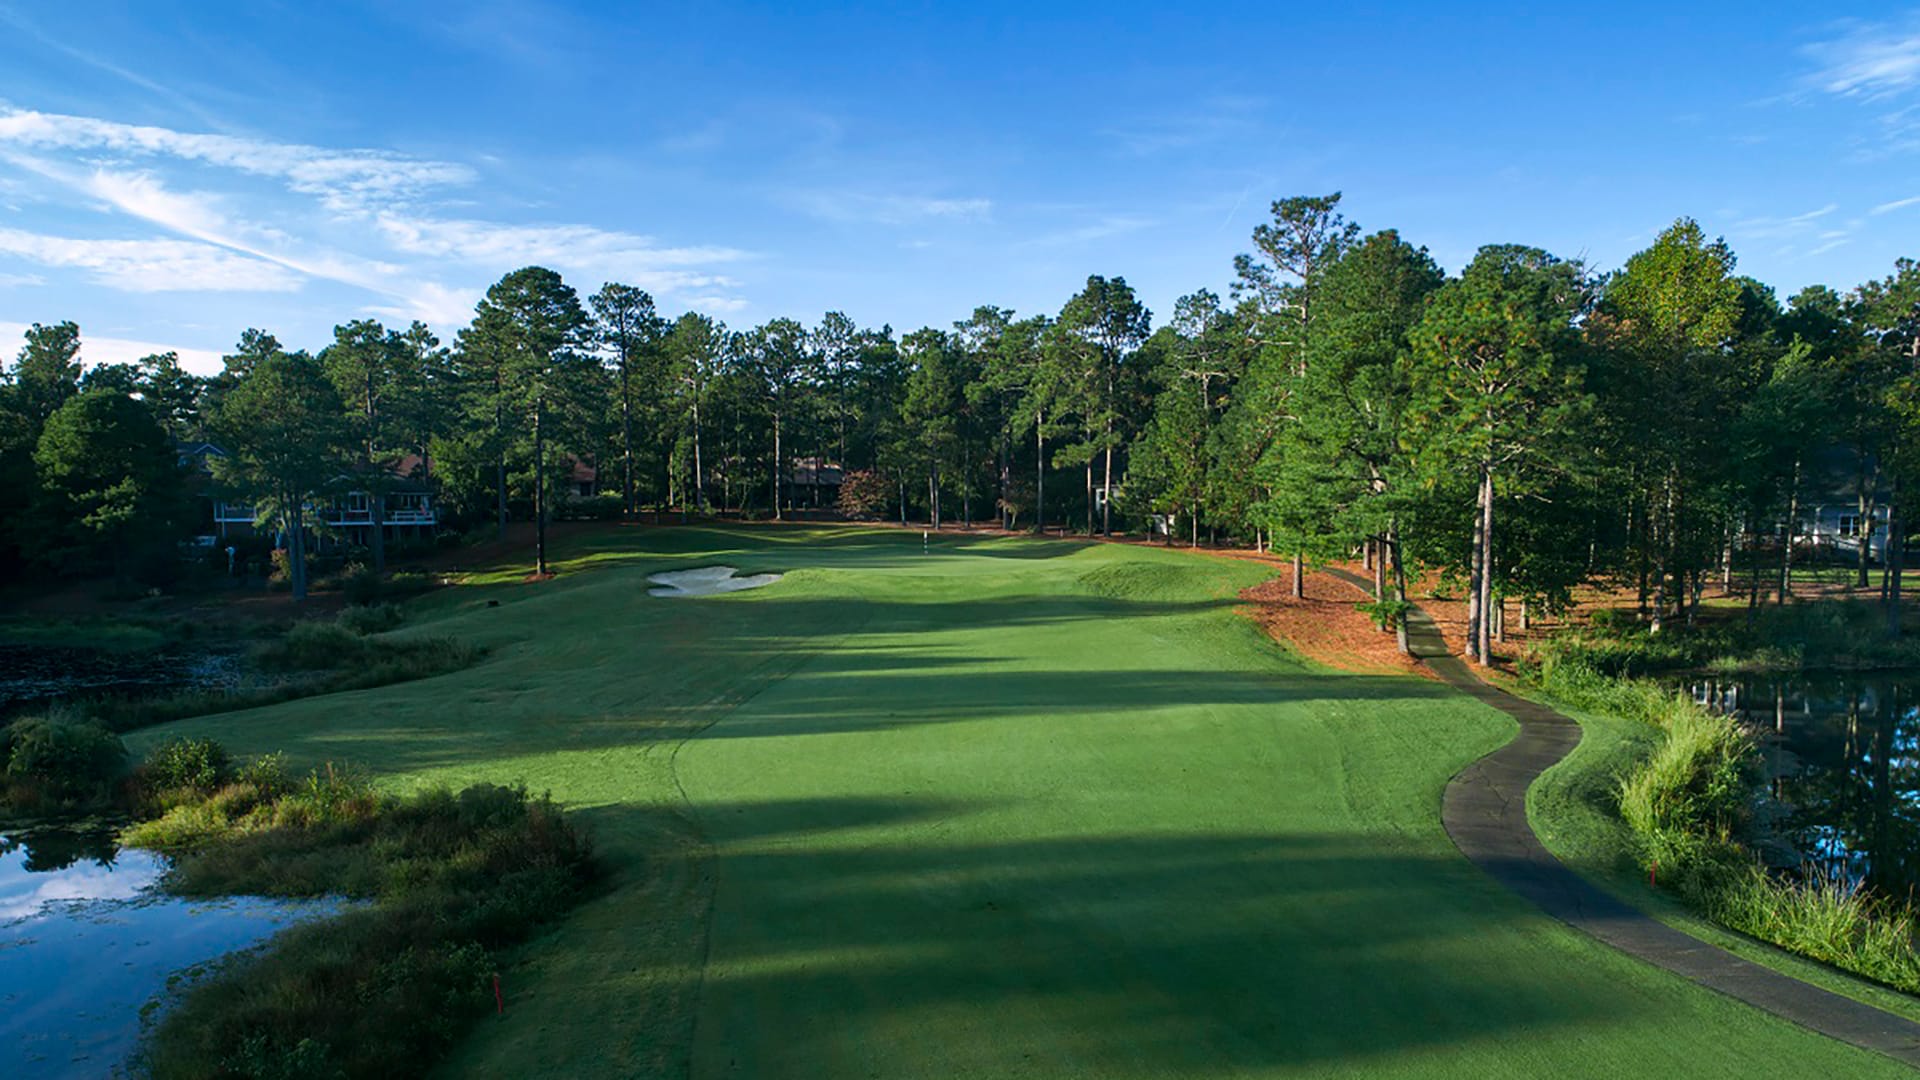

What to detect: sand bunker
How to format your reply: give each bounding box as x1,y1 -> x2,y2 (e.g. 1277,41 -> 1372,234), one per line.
648,565 -> 782,598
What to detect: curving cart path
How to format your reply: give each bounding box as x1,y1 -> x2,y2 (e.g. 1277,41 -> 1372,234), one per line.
1326,568 -> 1920,1069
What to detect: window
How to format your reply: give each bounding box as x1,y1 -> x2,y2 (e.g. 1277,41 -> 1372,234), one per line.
1839,514 -> 1862,538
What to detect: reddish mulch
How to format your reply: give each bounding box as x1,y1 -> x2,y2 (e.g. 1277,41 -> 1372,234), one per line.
1231,559 -> 1435,679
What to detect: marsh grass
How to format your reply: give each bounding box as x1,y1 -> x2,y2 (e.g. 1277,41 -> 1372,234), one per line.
1524,650 -> 1920,997
89,617 -> 481,734
1708,867 -> 1920,994
128,760 -> 599,1080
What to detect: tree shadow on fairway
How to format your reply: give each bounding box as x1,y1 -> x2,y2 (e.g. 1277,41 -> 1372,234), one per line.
500,795 -> 1774,1079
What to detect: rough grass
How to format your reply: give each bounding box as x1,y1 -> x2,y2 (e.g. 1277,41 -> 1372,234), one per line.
128,525 -> 1909,1078
129,772 -> 599,1080
1522,648 -> 1920,1002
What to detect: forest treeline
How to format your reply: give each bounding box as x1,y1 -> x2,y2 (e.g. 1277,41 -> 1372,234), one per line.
2,194 -> 1916,662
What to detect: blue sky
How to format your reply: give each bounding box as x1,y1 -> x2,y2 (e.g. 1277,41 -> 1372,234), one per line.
0,1 -> 1917,374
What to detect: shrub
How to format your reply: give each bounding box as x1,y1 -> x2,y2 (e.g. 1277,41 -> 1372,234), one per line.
239,752 -> 292,798
0,714 -> 129,809
143,736 -> 233,794
338,563 -> 383,605
836,469 -> 892,520
133,780 -> 600,1080
338,603 -> 405,635
256,621 -> 364,671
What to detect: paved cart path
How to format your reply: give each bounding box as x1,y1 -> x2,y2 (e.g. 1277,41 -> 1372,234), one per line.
1327,567 -> 1920,1070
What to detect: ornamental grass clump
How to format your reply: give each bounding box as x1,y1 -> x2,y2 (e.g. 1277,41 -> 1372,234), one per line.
1706,865 -> 1920,995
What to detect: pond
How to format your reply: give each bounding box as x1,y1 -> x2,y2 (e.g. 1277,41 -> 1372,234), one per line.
0,643 -> 247,719
0,826 -> 341,1079
1684,671 -> 1920,898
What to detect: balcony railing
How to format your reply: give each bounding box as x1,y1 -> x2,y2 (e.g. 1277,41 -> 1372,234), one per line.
213,501 -> 436,527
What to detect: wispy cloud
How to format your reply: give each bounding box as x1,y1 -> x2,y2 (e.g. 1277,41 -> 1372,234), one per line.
1872,194 -> 1920,214
1104,95 -> 1266,156
0,108 -> 472,213
0,106 -> 754,320
1804,15 -> 1920,99
1017,214 -> 1155,248
0,228 -> 300,292
796,191 -> 992,226
1725,203 -> 1838,239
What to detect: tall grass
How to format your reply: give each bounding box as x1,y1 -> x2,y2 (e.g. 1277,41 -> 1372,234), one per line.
125,749 -> 600,1080
1524,648 -> 1920,996
1709,866 -> 1920,994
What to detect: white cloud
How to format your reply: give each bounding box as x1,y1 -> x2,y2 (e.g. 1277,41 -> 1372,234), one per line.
0,228 -> 300,292
0,270 -> 43,287
0,108 -> 472,212
1805,16 -> 1920,98
1872,194 -> 1920,214
1017,215 -> 1155,248
1725,203 -> 1840,240
1103,95 -> 1267,156
688,295 -> 749,314
0,107 -> 754,320
797,192 -> 992,225
373,215 -> 746,275
0,321 -> 226,376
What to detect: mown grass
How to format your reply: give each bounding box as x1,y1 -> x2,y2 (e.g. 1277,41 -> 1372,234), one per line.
126,524 -> 1909,1078
125,752 -> 598,1080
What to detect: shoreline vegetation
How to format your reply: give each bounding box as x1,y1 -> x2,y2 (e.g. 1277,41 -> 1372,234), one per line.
0,601 -> 481,744
1518,615 -> 1920,997
3,722 -> 601,1079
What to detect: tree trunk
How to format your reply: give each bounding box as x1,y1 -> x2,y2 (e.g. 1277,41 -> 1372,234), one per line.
772,410 -> 783,521
1780,457 -> 1801,606
1084,456 -> 1093,537
1859,460 -> 1877,588
692,396 -> 705,511
1102,438 -> 1113,536
370,492 -> 386,576
929,471 -> 939,530
535,394 -> 548,577
1035,416 -> 1046,534
1651,475 -> 1674,634
289,500 -> 308,602
1372,536 -> 1386,602
1291,551 -> 1303,600
1389,523 -> 1410,655
1471,467 -> 1495,664
1889,510 -> 1905,639
495,394 -> 508,538
621,360 -> 634,519
1468,473 -> 1485,662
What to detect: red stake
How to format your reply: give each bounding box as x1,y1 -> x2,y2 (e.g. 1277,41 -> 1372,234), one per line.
493,973 -> 505,1015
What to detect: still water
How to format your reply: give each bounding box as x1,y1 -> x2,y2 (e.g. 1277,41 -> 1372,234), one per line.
1686,671 -> 1920,898
0,827 -> 339,1079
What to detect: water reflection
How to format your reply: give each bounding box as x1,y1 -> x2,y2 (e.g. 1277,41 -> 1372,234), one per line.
1687,672 -> 1920,899
0,828 -> 340,1079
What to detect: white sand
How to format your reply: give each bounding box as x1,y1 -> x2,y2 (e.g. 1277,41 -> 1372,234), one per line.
647,565 -> 782,598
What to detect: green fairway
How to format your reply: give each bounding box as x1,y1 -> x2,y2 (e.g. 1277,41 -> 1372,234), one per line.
133,524 -> 1904,1078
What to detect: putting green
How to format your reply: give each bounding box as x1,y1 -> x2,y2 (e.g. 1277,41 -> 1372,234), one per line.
133,526 -> 1905,1077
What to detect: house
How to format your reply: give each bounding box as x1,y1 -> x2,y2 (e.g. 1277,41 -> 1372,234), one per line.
1767,446 -> 1895,563
185,444 -> 438,546
788,458 -> 843,505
